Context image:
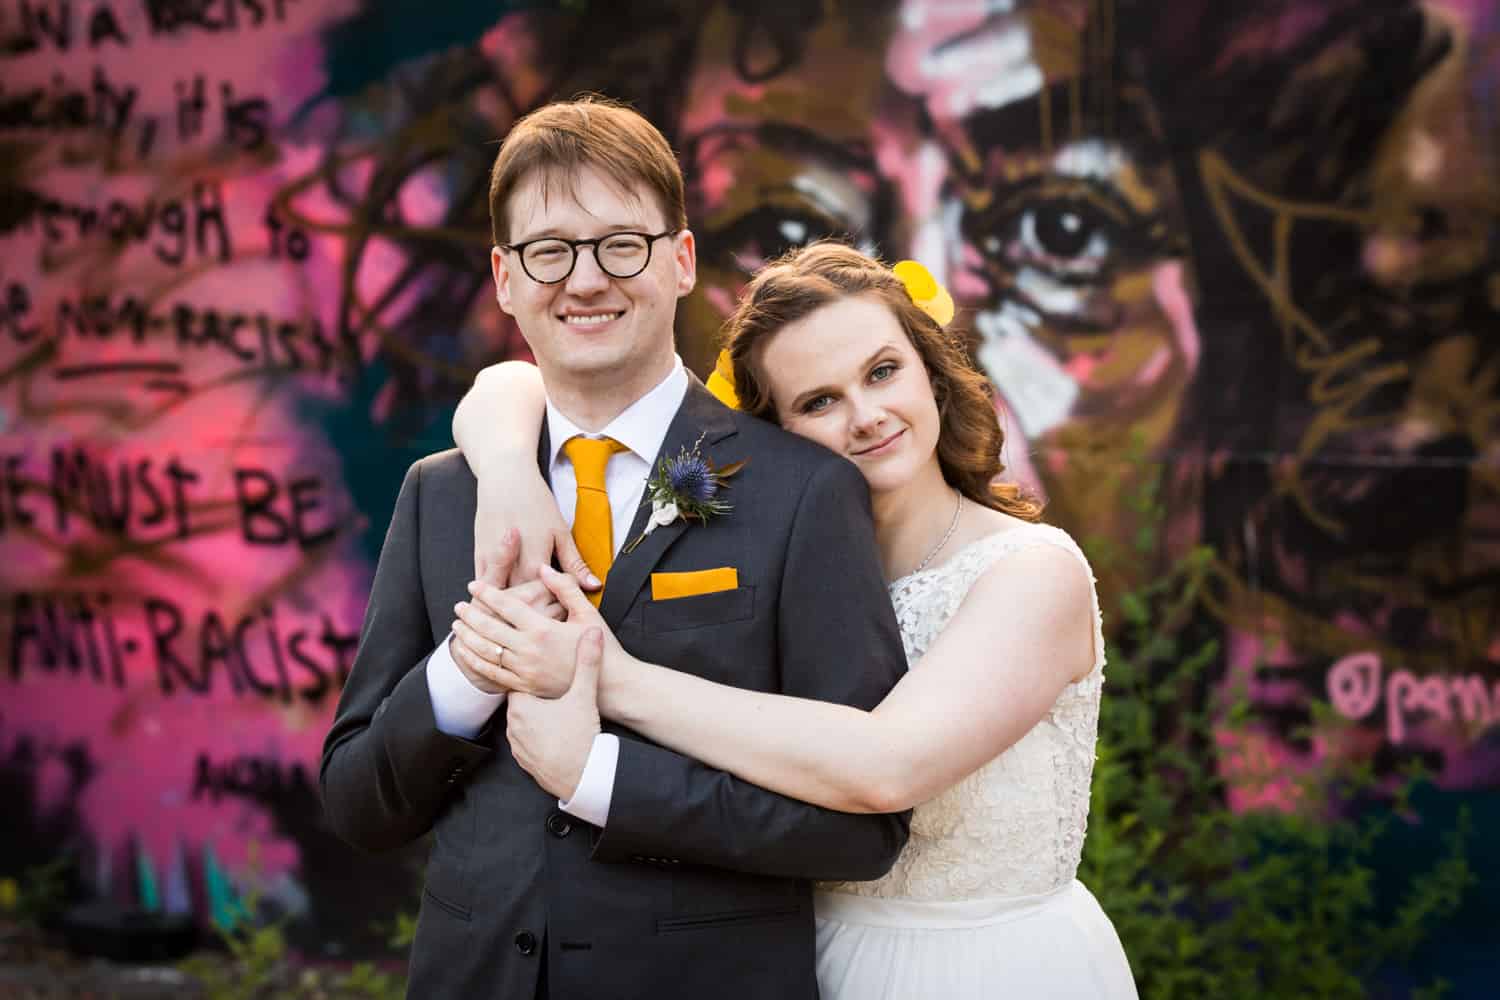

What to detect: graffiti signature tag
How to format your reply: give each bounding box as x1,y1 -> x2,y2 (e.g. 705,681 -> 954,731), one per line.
1327,652 -> 1499,744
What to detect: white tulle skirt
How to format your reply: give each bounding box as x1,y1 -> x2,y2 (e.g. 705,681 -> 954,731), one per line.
814,881 -> 1138,999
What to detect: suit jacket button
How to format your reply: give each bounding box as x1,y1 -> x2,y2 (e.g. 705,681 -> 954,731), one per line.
546,812 -> 572,838
514,930 -> 537,956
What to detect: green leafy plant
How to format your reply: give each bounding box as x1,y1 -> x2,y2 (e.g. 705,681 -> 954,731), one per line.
178,860 -> 407,1000
1079,449 -> 1473,999
0,856 -> 73,927
384,909 -> 418,951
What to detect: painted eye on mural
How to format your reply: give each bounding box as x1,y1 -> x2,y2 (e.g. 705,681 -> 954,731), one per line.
1018,202 -> 1112,267
962,181 -> 1155,286
715,205 -> 853,274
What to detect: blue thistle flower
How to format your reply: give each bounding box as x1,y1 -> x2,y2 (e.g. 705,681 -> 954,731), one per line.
626,437 -> 745,552
666,454 -> 718,503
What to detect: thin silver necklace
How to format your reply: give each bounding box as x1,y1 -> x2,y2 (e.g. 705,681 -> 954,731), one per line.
912,489 -> 964,576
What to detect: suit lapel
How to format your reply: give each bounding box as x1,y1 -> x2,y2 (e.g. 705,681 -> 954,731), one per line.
599,376 -> 740,628
537,422 -> 552,487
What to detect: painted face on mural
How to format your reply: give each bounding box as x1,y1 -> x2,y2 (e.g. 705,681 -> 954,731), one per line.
491,166 -> 696,403
883,0 -> 1198,490
760,295 -> 943,497
1170,0 -> 1500,789
673,7 -> 895,376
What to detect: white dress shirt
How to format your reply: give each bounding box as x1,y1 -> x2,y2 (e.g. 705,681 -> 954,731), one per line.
426,357 -> 689,827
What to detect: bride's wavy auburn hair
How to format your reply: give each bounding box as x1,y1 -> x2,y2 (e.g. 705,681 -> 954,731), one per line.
723,241 -> 1042,522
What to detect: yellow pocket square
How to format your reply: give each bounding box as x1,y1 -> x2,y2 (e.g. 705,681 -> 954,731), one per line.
651,568 -> 739,601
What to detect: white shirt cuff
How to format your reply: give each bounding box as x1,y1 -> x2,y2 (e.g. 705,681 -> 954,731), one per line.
426,634 -> 506,738
559,733 -> 619,827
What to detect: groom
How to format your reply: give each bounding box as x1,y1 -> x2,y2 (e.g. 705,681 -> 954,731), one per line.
320,97 -> 910,999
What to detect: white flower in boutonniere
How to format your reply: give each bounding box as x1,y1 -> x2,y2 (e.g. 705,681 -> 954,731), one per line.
648,500 -> 680,531
623,434 -> 746,553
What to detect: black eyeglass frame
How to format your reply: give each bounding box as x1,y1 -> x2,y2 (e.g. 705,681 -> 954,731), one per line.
499,229 -> 683,284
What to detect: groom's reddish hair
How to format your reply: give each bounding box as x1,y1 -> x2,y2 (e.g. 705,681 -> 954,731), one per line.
488,96 -> 687,245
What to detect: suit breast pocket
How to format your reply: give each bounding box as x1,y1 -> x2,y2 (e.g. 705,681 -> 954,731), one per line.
641,585 -> 755,633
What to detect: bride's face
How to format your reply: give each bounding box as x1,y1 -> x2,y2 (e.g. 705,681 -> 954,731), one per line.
760,295 -> 942,497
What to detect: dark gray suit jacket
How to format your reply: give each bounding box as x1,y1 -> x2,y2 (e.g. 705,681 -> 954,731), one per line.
321,379 -> 910,999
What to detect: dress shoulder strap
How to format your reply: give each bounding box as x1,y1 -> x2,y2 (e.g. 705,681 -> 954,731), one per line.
946,523 -> 1106,678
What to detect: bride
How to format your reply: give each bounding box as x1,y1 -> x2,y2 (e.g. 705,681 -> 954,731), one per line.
450,242 -> 1137,998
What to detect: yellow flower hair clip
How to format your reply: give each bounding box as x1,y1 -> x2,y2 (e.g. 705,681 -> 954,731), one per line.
705,348 -> 740,409
892,259 -> 955,327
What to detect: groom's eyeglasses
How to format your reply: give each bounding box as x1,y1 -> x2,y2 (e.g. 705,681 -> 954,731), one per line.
500,230 -> 682,284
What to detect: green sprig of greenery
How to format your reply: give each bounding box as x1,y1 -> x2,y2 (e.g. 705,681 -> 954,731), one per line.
1080,436 -> 1474,998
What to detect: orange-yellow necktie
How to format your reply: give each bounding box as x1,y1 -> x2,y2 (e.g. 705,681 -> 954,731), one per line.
564,435 -> 629,606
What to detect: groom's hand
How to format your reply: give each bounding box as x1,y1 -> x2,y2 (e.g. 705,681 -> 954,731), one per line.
450,528 -> 564,693
465,565 -> 621,700
507,628 -> 604,800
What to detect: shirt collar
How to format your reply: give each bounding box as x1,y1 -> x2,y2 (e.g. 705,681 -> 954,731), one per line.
545,356 -> 689,471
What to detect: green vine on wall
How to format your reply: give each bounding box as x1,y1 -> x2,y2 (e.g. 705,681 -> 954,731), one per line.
177,853 -> 411,1000
1080,447 -> 1473,998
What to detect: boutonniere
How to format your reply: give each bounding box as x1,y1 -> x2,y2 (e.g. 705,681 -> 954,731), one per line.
623,434 -> 746,553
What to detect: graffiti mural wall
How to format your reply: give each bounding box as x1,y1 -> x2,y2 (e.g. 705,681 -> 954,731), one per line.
3,0 -> 1496,963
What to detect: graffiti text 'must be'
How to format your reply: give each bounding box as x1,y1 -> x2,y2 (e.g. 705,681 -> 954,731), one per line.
0,449 -> 340,551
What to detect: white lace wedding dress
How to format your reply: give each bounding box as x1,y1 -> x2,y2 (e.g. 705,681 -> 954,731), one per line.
813,523 -> 1138,999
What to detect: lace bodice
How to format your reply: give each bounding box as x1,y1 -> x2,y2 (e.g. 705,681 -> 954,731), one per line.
821,523 -> 1105,901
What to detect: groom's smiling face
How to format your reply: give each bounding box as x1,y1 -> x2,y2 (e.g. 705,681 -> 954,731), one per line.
492,165 -> 696,399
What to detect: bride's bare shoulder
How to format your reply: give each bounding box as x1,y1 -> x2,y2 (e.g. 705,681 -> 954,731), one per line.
945,503 -> 1036,552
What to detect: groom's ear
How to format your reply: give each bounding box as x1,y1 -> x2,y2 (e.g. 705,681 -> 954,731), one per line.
492,245 -> 517,316
672,228 -> 697,298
